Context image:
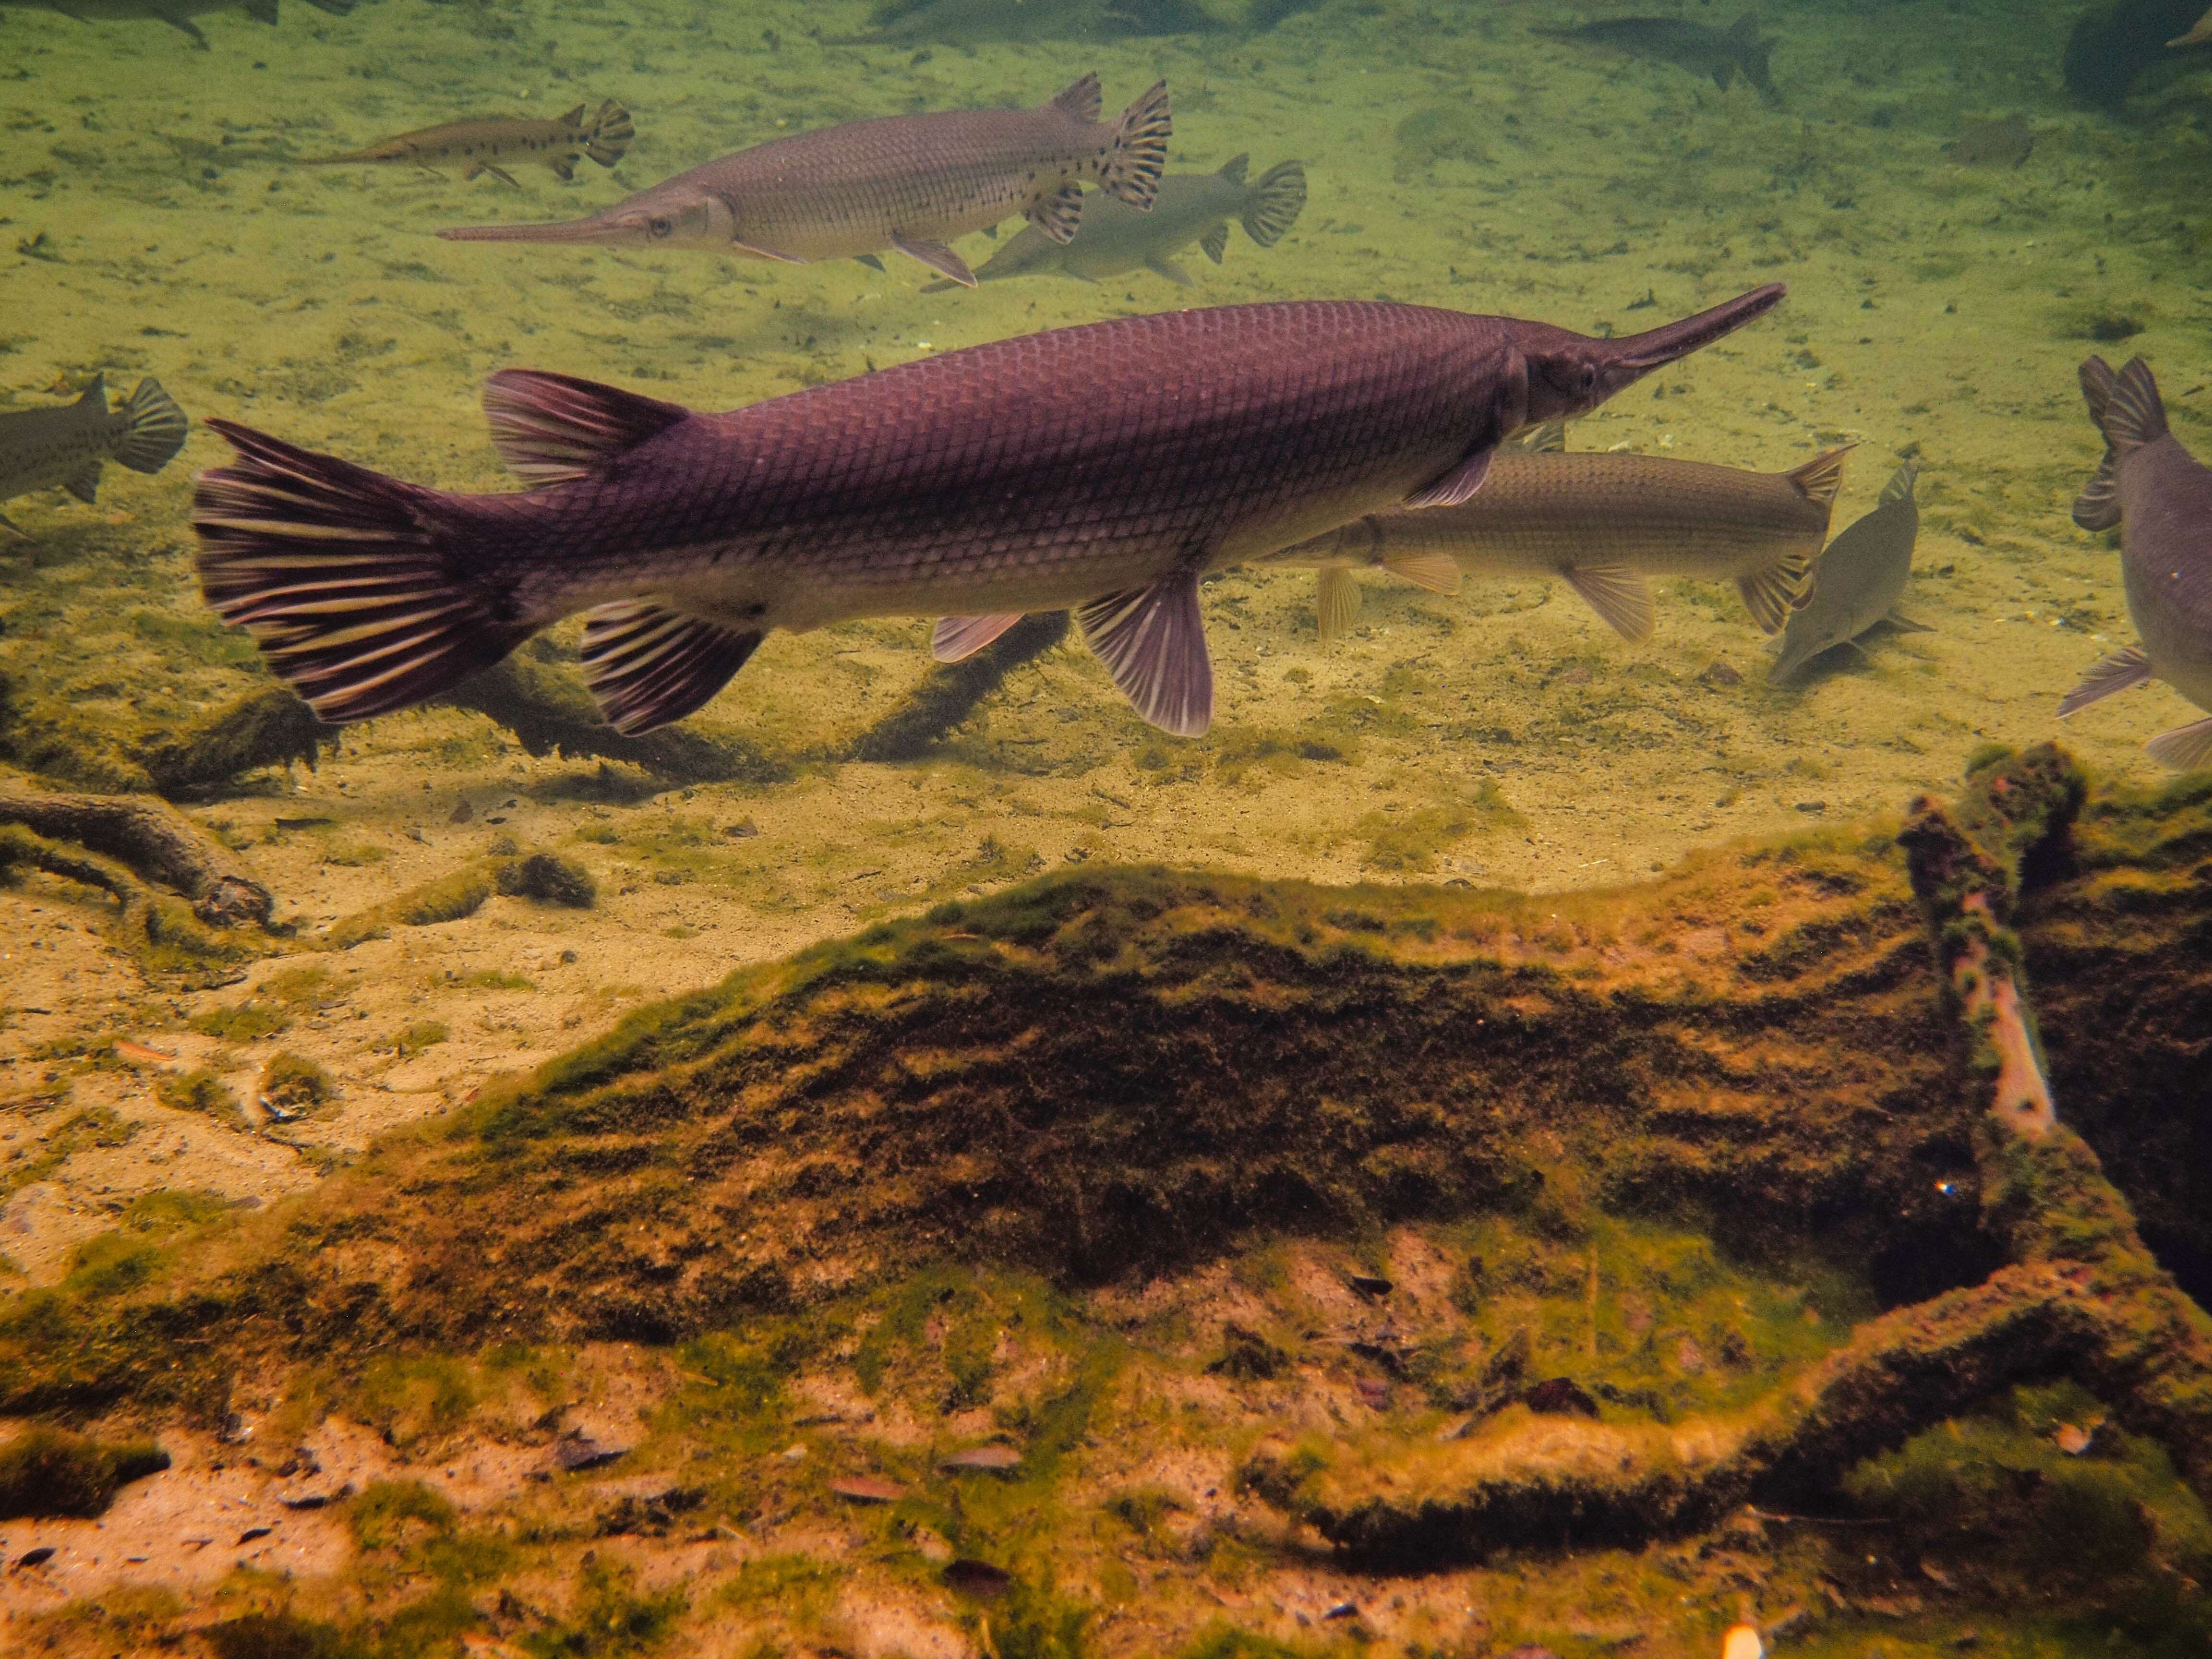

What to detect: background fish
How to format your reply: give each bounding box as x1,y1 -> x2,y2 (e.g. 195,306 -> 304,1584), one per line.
2175,5 -> 2212,46
1768,461 -> 1927,684
2062,356 -> 2212,769
1533,14 -> 1778,101
0,0 -> 349,48
922,154 -> 1304,290
1269,422 -> 1843,642
0,375 -> 189,535
1944,115 -> 2033,169
191,286 -> 1783,740
301,102 -> 632,188
437,73 -> 1171,289
836,0 -> 1220,46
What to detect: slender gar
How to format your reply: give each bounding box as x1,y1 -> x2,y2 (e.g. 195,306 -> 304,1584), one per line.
1268,422 -> 1845,641
0,0 -> 349,47
191,284 -> 1784,739
435,73 -> 1171,289
300,102 -> 632,187
2061,357 -> 2212,769
924,154 -> 1305,290
1,375 -> 189,536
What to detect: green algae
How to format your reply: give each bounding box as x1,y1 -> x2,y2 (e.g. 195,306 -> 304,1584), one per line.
156,1067 -> 246,1129
0,1425 -> 168,1518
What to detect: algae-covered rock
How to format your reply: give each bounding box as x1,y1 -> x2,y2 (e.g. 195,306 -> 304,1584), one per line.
0,1426 -> 168,1518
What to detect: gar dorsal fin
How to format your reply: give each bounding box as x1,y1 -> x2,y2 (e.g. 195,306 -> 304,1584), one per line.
481,370 -> 690,484
1216,152 -> 1250,185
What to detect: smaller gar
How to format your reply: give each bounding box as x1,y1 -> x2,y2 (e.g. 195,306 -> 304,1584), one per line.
0,375 -> 189,536
437,72 -> 1170,288
300,101 -> 633,187
1264,422 -> 1846,642
924,153 -> 1304,290
0,0 -> 351,48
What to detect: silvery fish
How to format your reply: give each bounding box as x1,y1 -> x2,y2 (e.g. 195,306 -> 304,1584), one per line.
436,73 -> 1171,289
1768,462 -> 1929,684
300,102 -> 633,188
923,155 -> 1305,290
1,375 -> 189,536
0,0 -> 349,47
2062,356 -> 2212,769
191,285 -> 1783,739
1268,422 -> 1843,642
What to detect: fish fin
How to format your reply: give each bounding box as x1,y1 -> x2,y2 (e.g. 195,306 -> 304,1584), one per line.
1402,446 -> 1493,510
2102,356 -> 2170,456
1242,158 -> 1306,247
1198,222 -> 1229,264
116,379 -> 188,474
1216,152 -> 1250,185
1884,608 -> 1935,633
192,418 -> 532,724
167,7 -> 209,33
584,101 -> 633,168
1075,572 -> 1212,737
1097,80 -> 1171,212
731,238 -> 807,264
1049,71 -> 1104,124
73,374 -> 106,409
2146,714 -> 2212,771
856,253 -> 887,271
1879,459 -> 1920,505
1316,568 -> 1362,643
1507,420 -> 1567,454
2073,454 -> 2121,531
932,613 -> 1026,662
62,462 -> 101,505
1380,550 -> 1461,594
2079,354 -> 2116,429
581,602 -> 763,735
0,511 -> 24,538
1561,565 -> 1655,642
1786,444 -> 1852,509
1146,254 -> 1194,287
481,163 -> 523,189
892,235 -> 976,287
1027,180 -> 1083,245
549,156 -> 576,183
2056,644 -> 2153,717
1736,550 -> 1815,634
481,369 -> 689,485
557,103 -> 586,126
242,0 -> 277,22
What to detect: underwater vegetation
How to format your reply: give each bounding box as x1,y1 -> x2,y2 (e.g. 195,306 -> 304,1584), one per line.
2,752 -> 2212,1653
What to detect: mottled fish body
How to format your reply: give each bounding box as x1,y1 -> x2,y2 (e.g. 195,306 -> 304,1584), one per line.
192,285 -> 1783,740
926,154 -> 1305,290
0,375 -> 189,535
1535,13 -> 1777,100
1769,462 -> 1927,684
436,73 -> 1172,288
0,0 -> 349,47
1270,424 -> 1843,641
2062,356 -> 2212,769
301,102 -> 632,187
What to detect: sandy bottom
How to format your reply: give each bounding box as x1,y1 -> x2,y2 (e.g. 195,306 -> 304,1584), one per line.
0,0 -> 2209,1622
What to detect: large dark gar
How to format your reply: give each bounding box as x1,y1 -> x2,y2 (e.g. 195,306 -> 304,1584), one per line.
192,285 -> 1783,738
437,73 -> 1171,289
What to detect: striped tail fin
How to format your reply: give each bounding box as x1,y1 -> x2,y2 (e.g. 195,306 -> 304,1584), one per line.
1097,80 -> 1170,211
192,420 -> 530,724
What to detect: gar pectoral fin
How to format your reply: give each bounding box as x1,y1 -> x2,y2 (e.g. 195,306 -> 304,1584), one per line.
1076,571 -> 1212,737
1146,254 -> 1195,287
1315,568 -> 1362,642
481,369 -> 690,484
581,602 -> 764,735
932,613 -> 1027,662
2057,644 -> 2154,717
893,235 -> 976,287
1402,446 -> 1493,510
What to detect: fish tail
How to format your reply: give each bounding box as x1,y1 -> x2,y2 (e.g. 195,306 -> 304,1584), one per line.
2100,356 -> 2169,456
192,421 -> 532,724
1097,80 -> 1170,211
115,379 -> 190,475
2074,356 -> 2123,530
584,100 -> 633,168
1878,458 -> 1920,506
1241,159 -> 1307,247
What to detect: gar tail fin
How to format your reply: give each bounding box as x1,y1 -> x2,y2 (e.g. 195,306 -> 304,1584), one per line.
1241,159 -> 1306,247
1096,80 -> 1171,212
192,421 -> 531,724
2074,356 -> 2122,530
115,378 -> 189,474
583,100 -> 634,169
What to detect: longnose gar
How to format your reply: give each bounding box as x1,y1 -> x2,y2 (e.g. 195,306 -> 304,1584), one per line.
436,73 -> 1171,288
300,102 -> 632,187
0,0 -> 350,48
191,285 -> 1783,739
1,376 -> 189,536
1269,423 -> 1846,641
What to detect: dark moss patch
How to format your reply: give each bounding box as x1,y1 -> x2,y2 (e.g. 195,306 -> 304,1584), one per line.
496,851 -> 597,908
0,1426 -> 168,1518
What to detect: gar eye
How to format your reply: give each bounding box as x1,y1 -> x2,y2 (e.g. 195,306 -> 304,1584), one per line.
648,216 -> 673,239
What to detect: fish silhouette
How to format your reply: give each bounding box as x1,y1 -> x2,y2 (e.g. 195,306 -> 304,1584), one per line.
0,0 -> 350,48
1534,13 -> 1778,102
1769,462 -> 1928,684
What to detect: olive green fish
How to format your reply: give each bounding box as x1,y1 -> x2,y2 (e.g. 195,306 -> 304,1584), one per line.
1269,423 -> 1845,641
1769,462 -> 1929,684
923,154 -> 1304,291
301,101 -> 632,188
0,375 -> 189,536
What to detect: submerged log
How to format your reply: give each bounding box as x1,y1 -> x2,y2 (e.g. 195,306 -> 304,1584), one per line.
0,787 -> 271,927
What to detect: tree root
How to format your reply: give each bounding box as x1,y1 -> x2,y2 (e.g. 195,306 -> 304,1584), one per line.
0,788 -> 270,927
